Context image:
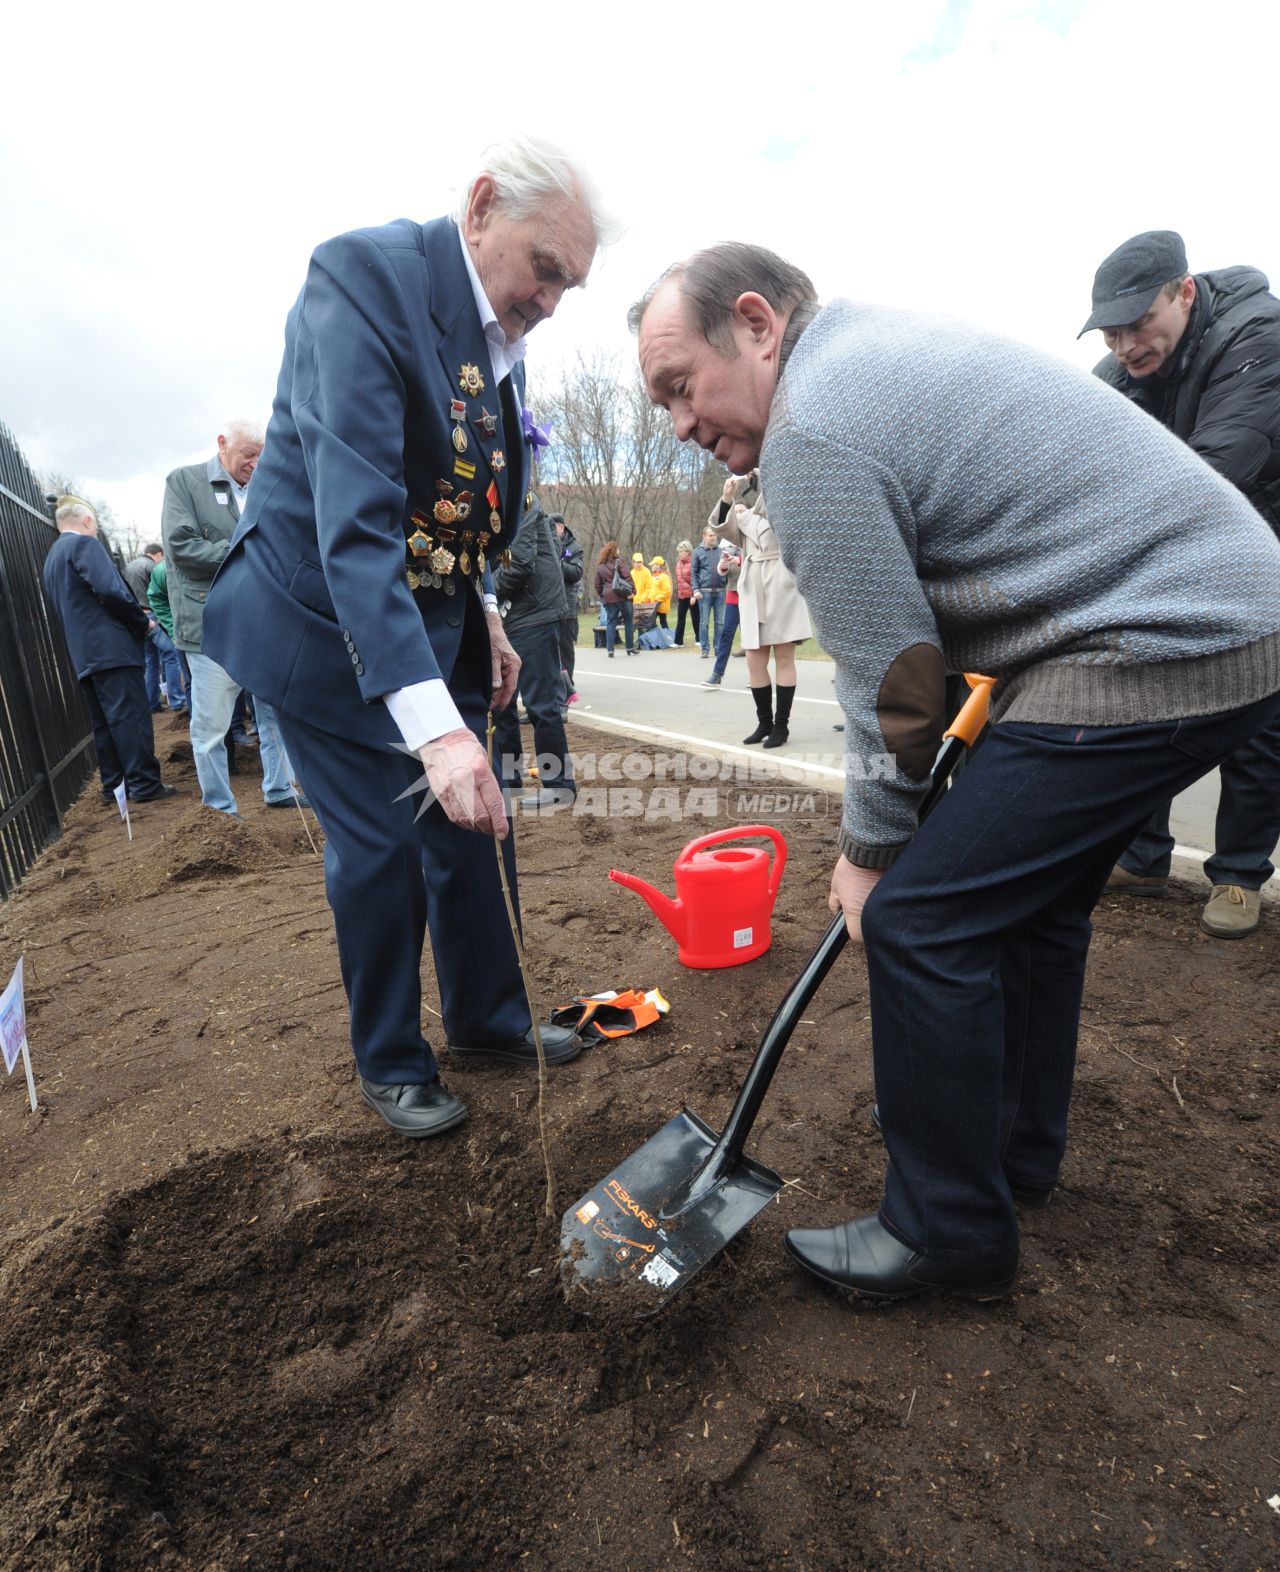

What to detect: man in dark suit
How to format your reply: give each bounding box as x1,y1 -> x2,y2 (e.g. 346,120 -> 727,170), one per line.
41,497 -> 175,803
205,136 -> 614,1138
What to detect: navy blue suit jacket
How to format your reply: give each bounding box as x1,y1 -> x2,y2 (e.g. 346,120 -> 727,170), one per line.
204,217 -> 529,746
41,531 -> 150,680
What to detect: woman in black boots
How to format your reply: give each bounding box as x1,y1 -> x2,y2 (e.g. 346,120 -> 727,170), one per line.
710,474 -> 812,748
594,540 -> 637,656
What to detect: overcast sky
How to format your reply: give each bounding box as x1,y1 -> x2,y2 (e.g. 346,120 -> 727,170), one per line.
2,0 -> 1273,536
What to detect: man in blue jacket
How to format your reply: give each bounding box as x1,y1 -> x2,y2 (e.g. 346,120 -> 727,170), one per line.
205,136 -> 613,1139
690,523 -> 723,657
41,498 -> 174,803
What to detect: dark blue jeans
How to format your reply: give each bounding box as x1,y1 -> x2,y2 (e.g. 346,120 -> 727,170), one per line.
710,599 -> 741,680
492,620 -> 574,794
143,625 -> 188,710
1119,707 -> 1280,887
698,589 -> 724,654
605,599 -> 633,652
860,692 -> 1280,1262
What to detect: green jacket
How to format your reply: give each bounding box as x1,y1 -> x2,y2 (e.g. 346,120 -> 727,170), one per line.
147,559 -> 175,638
161,455 -> 242,652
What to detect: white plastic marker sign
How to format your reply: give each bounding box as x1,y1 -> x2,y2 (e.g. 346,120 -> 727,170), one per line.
113,781 -> 133,841
0,956 -> 37,1112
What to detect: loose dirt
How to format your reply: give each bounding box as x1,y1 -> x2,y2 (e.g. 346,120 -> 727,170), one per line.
1,713 -> 1277,1570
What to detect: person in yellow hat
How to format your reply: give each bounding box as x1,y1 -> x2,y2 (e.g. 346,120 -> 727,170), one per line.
630,552 -> 655,605
649,555 -> 673,627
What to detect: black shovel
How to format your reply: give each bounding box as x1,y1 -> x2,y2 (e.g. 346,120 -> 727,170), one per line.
559,675 -> 994,1315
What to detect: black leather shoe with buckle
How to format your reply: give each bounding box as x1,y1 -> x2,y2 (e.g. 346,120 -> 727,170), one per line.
447,1023 -> 584,1067
359,1077 -> 469,1138
785,1214 -> 1018,1302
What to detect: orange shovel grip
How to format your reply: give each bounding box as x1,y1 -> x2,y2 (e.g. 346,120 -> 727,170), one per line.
943,674 -> 995,747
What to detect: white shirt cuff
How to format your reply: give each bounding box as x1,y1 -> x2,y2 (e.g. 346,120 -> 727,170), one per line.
482,593 -> 498,611
384,680 -> 466,752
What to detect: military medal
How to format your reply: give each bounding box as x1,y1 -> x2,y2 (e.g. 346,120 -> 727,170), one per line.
459,548 -> 471,576
408,526 -> 431,556
454,490 -> 473,521
434,498 -> 458,525
479,406 -> 498,436
491,449 -> 505,471
459,363 -> 484,396
452,426 -> 468,453
487,481 -> 502,535
430,544 -> 455,574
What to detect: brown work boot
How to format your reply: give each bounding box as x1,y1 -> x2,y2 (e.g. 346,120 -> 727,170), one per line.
1200,884 -> 1262,939
1103,864 -> 1168,897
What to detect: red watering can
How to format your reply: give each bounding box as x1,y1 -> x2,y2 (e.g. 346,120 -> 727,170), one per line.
609,826 -> 787,969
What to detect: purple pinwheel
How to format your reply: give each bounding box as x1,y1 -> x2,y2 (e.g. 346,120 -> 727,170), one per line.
521,406 -> 554,456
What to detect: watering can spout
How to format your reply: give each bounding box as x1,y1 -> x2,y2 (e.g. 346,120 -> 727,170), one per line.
609,869 -> 687,945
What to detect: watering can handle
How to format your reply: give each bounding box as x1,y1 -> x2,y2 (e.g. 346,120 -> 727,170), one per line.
674,824 -> 788,899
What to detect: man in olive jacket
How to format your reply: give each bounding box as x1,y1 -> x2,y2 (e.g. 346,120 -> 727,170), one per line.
1081,230 -> 1280,936
161,421 -> 295,815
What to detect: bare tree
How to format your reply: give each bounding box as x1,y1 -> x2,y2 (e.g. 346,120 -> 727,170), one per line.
530,355 -> 719,594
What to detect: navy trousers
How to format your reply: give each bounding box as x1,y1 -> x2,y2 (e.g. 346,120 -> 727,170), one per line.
709,598 -> 741,680
273,607 -> 530,1086
82,666 -> 162,798
492,619 -> 575,794
1118,708 -> 1280,888
860,692 -> 1280,1262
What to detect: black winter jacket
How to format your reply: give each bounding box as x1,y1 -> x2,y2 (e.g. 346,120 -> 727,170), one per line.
495,502 -> 569,635
1094,266 -> 1280,532
556,524 -> 585,616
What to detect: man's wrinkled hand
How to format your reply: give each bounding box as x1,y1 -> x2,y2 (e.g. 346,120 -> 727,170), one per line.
486,606 -> 521,712
827,854 -> 886,944
419,728 -> 508,839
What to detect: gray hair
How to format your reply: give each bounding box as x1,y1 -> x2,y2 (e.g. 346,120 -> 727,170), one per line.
455,133 -> 620,249
628,243 -> 817,354
220,417 -> 265,445
55,498 -> 95,528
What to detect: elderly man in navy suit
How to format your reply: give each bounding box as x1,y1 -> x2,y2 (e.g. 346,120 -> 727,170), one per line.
205,136 -> 614,1139
41,497 -> 175,804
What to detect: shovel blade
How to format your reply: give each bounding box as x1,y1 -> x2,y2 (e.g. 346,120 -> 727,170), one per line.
559,1108 -> 783,1315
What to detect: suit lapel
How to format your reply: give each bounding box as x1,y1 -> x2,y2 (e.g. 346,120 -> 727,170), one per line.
418,217 -> 520,538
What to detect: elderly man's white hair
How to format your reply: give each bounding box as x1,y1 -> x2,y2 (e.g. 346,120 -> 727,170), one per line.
55,498 -> 95,528
454,133 -> 620,247
221,417 -> 266,444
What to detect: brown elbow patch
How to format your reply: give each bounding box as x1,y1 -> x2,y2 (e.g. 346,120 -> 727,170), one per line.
876,644 -> 946,781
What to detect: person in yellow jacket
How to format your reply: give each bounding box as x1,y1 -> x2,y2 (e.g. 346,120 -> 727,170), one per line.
649,555 -> 673,627
630,552 -> 655,605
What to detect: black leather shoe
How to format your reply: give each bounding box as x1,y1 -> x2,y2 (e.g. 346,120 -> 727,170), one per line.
447,1023 -> 585,1067
359,1077 -> 469,1138
128,784 -> 177,802
785,1214 -> 1018,1302
869,1103 -> 1055,1208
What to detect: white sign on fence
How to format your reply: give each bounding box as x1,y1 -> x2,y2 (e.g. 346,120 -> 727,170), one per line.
0,956 -> 37,1112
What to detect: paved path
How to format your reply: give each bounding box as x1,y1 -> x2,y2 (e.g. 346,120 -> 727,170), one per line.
563,642 -> 1277,891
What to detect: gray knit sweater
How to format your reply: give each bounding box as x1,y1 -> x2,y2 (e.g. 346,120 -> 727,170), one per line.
763,300 -> 1280,867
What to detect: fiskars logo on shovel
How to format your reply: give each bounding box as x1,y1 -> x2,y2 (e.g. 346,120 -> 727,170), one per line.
604,1178 -> 658,1233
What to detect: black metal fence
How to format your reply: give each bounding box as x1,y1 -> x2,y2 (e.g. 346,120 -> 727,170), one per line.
0,422 -> 95,898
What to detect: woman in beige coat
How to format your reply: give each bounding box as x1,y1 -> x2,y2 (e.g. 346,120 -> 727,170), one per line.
710,473 -> 811,746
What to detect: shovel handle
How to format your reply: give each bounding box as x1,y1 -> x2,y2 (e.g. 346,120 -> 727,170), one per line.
708,683 -> 991,1174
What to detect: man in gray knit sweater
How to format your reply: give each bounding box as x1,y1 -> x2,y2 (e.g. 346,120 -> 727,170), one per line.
631,244 -> 1280,1305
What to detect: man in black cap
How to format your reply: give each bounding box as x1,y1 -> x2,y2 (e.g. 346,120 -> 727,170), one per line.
1081,229 -> 1280,938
